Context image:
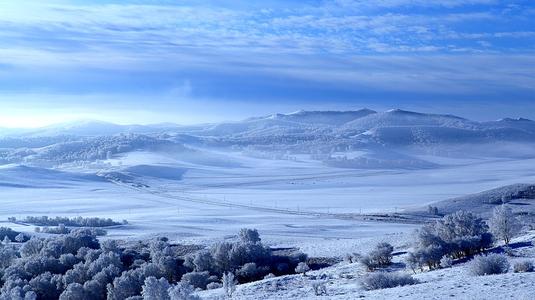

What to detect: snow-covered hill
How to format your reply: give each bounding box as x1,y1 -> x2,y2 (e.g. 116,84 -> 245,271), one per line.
1,109 -> 535,169
412,183 -> 535,217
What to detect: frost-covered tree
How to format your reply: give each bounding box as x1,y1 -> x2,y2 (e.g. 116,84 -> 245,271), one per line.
222,272 -> 237,298
101,240 -> 120,253
141,277 -> 171,300
210,241 -> 233,272
29,271 -> 63,299
191,250 -> 215,273
0,286 -> 37,300
168,282 -> 200,300
238,228 -> 260,244
489,205 -> 522,245
0,246 -> 18,268
15,233 -> 26,243
407,210 -> 493,272
59,283 -> 91,300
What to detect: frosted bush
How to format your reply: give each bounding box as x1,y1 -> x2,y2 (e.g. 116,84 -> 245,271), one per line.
361,242 -> 394,271
168,282 -> 200,300
439,256 -> 453,268
0,226 -> 312,299
238,228 -> 261,244
180,271 -> 210,289
469,254 -> 510,276
192,250 -> 215,273
361,272 -> 418,290
513,260 -> 534,273
22,216 -> 122,228
222,272 -> 237,298
237,263 -> 261,281
206,282 -> 222,290
15,233 -> 26,243
344,252 -> 361,263
295,262 -> 310,275
311,280 -> 327,296
141,277 -> 171,300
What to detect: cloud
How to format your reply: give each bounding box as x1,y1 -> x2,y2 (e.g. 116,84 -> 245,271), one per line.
0,0 -> 533,125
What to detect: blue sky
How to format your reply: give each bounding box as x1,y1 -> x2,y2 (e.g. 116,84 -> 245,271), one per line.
0,0 -> 534,127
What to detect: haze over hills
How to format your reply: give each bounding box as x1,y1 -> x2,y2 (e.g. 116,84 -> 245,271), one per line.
1,108 -> 535,169
2,108 -> 534,137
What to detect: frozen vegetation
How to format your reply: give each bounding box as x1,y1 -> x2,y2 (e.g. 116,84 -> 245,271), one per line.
0,227 -> 316,299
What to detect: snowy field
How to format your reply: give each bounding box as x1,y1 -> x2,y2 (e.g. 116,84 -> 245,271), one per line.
2,149 -> 535,258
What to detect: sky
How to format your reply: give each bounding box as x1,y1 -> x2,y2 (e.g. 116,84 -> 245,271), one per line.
0,0 -> 534,127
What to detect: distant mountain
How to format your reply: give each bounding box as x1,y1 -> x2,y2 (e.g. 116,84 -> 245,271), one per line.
342,109 -> 478,131
4,120 -> 186,137
263,109 -> 377,125
1,109 -> 535,168
483,117 -> 535,133
196,109 -> 376,137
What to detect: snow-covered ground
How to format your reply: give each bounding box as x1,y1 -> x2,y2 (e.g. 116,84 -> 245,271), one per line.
1,149 -> 535,257
199,231 -> 535,300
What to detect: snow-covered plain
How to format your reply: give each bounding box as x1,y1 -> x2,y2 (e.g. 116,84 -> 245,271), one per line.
2,148 -> 535,256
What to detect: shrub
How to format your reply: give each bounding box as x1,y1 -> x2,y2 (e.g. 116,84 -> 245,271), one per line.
168,282 -> 200,300
469,254 -> 510,276
180,271 -> 210,289
361,243 -> 394,271
15,233 -> 27,243
206,282 -> 222,290
513,260 -> 534,273
22,216 -> 123,228
439,256 -> 453,268
141,277 -> 171,300
238,228 -> 261,244
311,280 -> 327,296
236,263 -> 262,281
344,253 -> 361,263
0,226 -> 312,299
41,224 -> 70,235
295,262 -> 310,275
361,272 -> 418,290
0,227 -> 20,241
222,272 -> 237,298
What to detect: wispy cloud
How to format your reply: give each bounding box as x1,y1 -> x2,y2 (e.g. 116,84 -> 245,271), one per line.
0,0 -> 533,124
